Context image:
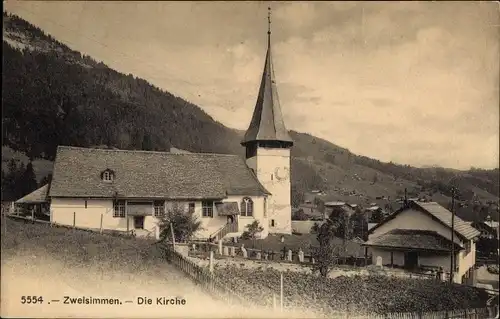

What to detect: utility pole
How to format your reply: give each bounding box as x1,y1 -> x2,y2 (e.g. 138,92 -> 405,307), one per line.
450,186 -> 455,284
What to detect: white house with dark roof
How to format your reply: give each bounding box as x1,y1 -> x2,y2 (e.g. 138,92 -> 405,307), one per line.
46,15 -> 293,240
363,200 -> 481,284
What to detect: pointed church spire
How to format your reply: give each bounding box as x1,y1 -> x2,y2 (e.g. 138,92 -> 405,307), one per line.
241,6 -> 293,147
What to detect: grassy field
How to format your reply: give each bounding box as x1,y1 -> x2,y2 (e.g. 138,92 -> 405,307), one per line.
0,218 -> 280,318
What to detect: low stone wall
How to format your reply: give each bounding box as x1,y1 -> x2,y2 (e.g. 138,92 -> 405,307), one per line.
291,220 -> 323,234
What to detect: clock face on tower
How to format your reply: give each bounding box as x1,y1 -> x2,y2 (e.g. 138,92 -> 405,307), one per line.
274,166 -> 290,182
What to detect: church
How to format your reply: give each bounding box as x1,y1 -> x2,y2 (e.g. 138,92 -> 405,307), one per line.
45,11 -> 293,241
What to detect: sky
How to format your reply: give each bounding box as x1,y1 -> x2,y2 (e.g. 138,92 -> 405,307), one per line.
4,1 -> 500,170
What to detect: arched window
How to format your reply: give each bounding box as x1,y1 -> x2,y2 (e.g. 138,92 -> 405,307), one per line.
240,197 -> 253,217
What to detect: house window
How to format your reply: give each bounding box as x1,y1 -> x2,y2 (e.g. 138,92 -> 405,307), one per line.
113,200 -> 125,218
154,200 -> 165,217
465,241 -> 471,255
101,169 -> 114,182
240,197 -> 253,217
263,198 -> 267,218
271,219 -> 275,227
202,201 -> 213,218
188,202 -> 195,214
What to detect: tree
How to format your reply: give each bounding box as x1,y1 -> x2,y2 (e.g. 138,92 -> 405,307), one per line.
19,162 -> 38,197
370,208 -> 384,223
39,173 -> 52,187
1,159 -> 25,200
291,186 -> 305,208
292,209 -> 309,221
312,218 -> 337,277
241,220 -> 264,248
350,208 -> 368,241
157,203 -> 203,243
141,133 -> 153,151
314,197 -> 326,217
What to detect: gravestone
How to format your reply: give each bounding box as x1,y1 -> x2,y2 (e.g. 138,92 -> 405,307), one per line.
298,249 -> 304,263
256,252 -> 261,260
218,240 -> 223,255
241,245 -> 248,258
287,249 -> 292,262
263,251 -> 268,260
229,246 -> 236,257
312,258 -> 315,264
376,256 -> 383,267
223,246 -> 229,256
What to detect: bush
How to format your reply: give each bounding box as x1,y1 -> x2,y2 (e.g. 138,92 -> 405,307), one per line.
292,209 -> 309,221
487,264 -> 499,274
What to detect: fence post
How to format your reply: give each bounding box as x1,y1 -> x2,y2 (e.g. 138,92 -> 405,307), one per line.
280,272 -> 283,313
73,212 -> 76,228
100,213 -> 103,234
273,293 -> 276,312
31,207 -> 35,224
170,222 -> 176,251
209,250 -> 214,273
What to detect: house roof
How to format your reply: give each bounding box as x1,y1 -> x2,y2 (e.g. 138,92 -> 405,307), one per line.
363,229 -> 463,252
485,221 -> 499,229
368,200 -> 480,241
241,26 -> 293,146
15,184 -> 49,204
325,201 -> 346,207
49,146 -> 270,199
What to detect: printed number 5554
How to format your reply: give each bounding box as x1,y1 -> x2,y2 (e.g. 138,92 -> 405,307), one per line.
21,296 -> 44,304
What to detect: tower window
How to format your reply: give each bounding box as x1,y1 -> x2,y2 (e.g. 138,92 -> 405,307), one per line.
240,197 -> 254,217
271,219 -> 275,227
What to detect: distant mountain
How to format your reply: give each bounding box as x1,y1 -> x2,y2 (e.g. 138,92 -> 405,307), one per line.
2,12 -> 498,221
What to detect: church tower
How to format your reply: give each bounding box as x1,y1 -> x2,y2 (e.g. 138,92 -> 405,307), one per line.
241,7 -> 293,234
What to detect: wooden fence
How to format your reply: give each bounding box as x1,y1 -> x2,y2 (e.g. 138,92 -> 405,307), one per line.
161,244 -> 252,308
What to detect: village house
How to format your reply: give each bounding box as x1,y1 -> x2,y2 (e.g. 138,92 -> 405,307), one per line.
14,184 -> 50,219
363,200 -> 480,284
43,22 -> 293,241
470,220 -> 499,240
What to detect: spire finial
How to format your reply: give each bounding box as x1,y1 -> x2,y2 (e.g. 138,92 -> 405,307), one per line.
268,6 -> 271,36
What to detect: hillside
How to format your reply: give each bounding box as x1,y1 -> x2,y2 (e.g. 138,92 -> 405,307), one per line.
2,12 -> 498,221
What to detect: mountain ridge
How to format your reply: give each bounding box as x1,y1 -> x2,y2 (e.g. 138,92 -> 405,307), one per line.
2,12 -> 498,221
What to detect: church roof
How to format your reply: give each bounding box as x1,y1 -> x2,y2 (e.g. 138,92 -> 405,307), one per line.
49,146 -> 270,199
241,13 -> 293,146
